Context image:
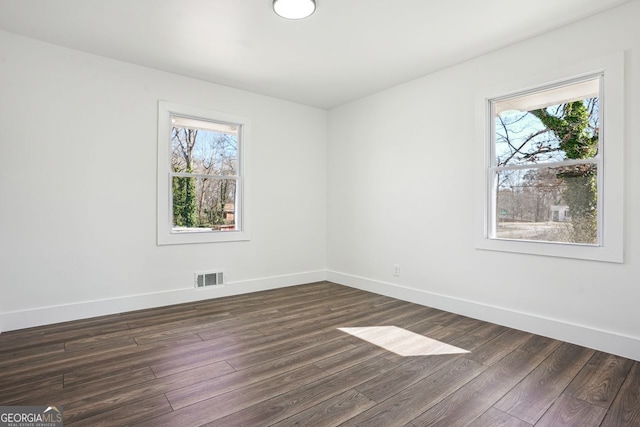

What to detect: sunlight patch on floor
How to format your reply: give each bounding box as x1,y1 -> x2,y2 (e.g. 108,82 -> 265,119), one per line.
338,326 -> 470,356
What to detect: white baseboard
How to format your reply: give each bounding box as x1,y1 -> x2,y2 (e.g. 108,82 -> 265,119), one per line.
3,269 -> 638,362
326,270 -> 640,362
0,270 -> 326,333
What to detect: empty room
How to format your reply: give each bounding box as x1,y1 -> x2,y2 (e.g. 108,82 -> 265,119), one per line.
1,0 -> 639,425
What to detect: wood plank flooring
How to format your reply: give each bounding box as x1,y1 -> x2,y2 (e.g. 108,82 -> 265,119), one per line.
0,281 -> 638,426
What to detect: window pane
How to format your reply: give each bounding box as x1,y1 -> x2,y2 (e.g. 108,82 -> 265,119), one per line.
494,78 -> 600,166
172,177 -> 237,232
495,164 -> 597,244
171,124 -> 239,176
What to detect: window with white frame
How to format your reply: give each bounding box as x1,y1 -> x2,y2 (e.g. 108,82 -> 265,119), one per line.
475,53 -> 624,262
490,76 -> 601,245
157,101 -> 250,245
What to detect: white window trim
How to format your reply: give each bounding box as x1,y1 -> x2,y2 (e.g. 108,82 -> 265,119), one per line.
474,52 -> 624,263
157,101 -> 251,245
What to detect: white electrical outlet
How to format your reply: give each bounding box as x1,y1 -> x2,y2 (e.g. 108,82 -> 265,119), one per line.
393,264 -> 400,277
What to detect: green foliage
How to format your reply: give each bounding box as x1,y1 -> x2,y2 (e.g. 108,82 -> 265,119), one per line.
531,101 -> 598,159
172,171 -> 198,227
562,169 -> 597,243
531,101 -> 598,243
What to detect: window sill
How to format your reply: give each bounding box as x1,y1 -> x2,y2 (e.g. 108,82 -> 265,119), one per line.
158,229 -> 250,246
476,236 -> 622,263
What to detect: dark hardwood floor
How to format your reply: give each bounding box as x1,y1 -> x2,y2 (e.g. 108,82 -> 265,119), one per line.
0,281 -> 638,426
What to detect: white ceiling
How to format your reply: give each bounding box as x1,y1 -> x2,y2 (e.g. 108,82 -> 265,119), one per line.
0,0 -> 631,109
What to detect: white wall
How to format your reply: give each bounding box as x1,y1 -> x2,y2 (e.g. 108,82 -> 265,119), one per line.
2,2 -> 639,362
0,31 -> 327,330
327,1 -> 640,360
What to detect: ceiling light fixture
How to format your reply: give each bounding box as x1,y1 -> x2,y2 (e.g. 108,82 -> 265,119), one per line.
273,0 -> 316,20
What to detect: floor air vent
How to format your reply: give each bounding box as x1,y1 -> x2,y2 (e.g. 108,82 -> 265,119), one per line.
195,271 -> 224,288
